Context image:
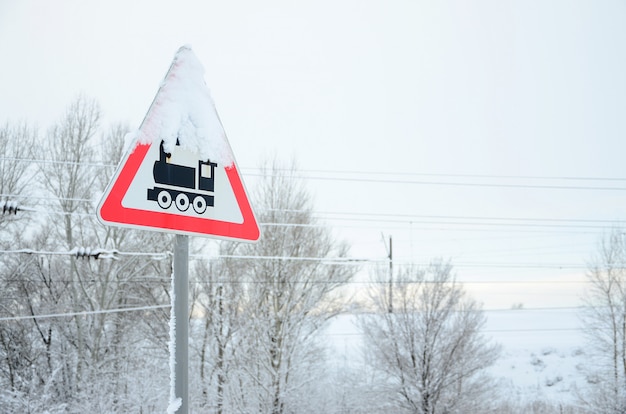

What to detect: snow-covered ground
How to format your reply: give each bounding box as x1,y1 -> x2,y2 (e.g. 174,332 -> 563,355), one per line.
485,308 -> 588,406
325,308 -> 590,406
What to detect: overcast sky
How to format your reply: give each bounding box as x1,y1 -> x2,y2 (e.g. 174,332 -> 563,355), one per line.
2,1 -> 626,309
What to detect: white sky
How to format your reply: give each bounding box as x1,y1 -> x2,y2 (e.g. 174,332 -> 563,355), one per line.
2,1 -> 626,310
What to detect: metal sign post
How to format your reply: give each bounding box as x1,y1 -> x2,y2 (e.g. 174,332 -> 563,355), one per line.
173,234 -> 189,414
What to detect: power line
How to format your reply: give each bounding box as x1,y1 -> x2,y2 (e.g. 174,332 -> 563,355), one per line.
5,156 -> 626,190
0,277 -> 592,286
482,306 -> 585,312
0,303 -> 596,324
188,277 -> 591,285
2,198 -> 618,227
0,249 -> 591,270
0,193 -> 98,203
245,167 -> 626,183
0,248 -> 169,260
1,156 -> 115,169
2,199 -> 620,234
6,156 -> 626,183
482,327 -> 582,333
244,172 -> 626,191
0,304 -> 170,322
309,216 -> 615,230
324,327 -> 585,335
307,210 -> 623,226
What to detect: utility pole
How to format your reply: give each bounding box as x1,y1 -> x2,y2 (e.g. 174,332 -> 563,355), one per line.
382,234 -> 393,313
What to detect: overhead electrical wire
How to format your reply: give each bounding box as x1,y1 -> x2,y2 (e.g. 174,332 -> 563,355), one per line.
187,279 -> 590,286
0,276 -> 591,285
246,167 -> 626,183
305,209 -> 622,225
0,159 -> 620,280
1,192 -> 619,226
0,304 -> 170,322
0,305 -> 596,334
1,197 -> 621,233
244,172 -> 626,192
0,248 -> 591,270
323,327 -> 586,335
5,155 -> 626,190
0,158 -> 613,339
1,156 -> 116,169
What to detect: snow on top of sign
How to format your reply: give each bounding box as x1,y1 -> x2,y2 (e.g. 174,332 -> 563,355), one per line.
136,45 -> 234,166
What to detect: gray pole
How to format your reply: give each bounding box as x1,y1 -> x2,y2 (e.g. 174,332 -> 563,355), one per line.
381,233 -> 393,313
174,234 -> 189,413
388,236 -> 393,313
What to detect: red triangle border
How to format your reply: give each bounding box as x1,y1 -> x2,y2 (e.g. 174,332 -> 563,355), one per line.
98,142 -> 260,241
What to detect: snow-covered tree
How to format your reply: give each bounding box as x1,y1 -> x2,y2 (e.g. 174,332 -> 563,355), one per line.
0,122 -> 36,233
581,228 -> 626,412
0,98 -> 173,412
358,260 -> 500,414
192,159 -> 355,414
190,243 -> 250,414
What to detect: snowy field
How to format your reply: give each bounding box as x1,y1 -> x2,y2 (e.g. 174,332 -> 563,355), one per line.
485,309 -> 588,406
325,308 -> 589,406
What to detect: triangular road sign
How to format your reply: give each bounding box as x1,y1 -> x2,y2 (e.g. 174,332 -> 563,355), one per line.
97,46 -> 260,242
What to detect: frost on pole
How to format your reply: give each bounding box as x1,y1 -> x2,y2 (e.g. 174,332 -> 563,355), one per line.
167,274 -> 182,414
97,45 -> 260,242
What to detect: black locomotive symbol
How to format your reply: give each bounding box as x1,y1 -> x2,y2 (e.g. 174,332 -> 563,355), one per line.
147,141 -> 217,214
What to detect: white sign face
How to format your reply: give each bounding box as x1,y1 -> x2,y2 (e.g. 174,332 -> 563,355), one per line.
121,141 -> 243,225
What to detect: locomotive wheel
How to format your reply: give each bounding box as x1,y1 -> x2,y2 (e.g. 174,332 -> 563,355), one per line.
192,195 -> 207,214
157,190 -> 172,209
175,193 -> 190,212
